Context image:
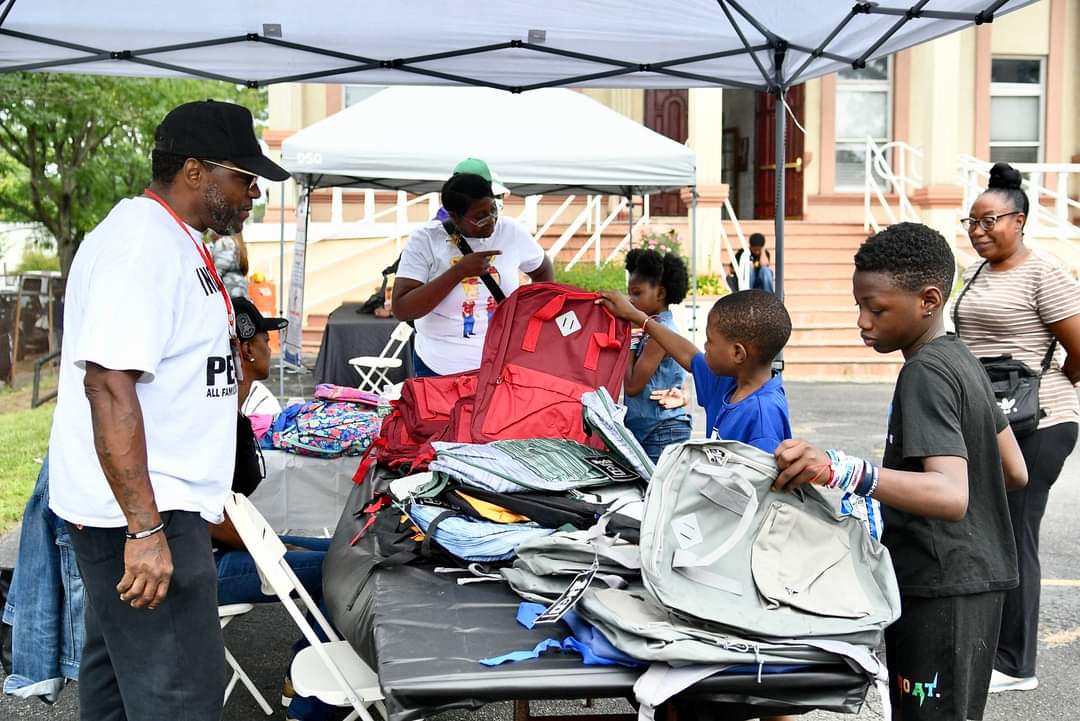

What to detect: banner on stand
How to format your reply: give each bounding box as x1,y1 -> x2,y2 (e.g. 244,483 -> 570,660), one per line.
282,190 -> 309,370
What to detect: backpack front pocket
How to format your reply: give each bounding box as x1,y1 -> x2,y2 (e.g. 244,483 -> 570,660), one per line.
751,502 -> 871,618
478,363 -> 592,443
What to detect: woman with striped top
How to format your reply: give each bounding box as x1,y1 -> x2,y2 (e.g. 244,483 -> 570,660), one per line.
953,162 -> 1080,694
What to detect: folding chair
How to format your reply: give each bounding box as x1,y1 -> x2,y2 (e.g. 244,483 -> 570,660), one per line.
224,493 -> 387,721
219,603 -> 274,715
348,322 -> 413,394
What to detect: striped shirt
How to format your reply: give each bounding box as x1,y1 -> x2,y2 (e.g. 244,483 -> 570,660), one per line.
952,250 -> 1080,429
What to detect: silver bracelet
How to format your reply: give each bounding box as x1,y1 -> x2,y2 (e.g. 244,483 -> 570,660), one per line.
125,521 -> 165,540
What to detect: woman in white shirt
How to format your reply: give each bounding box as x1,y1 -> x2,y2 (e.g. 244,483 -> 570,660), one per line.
392,172 -> 554,376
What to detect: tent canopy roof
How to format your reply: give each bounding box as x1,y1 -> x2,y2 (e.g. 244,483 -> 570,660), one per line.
282,87 -> 697,195
0,1 -> 1035,91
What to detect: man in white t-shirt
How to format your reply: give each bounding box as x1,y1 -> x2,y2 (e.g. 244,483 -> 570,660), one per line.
48,100 -> 289,721
393,172 -> 554,375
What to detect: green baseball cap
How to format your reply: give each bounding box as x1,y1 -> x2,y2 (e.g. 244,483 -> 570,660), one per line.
452,157 -> 508,195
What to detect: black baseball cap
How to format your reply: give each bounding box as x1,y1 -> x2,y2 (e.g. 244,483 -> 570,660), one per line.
154,100 -> 290,182
233,296 -> 288,341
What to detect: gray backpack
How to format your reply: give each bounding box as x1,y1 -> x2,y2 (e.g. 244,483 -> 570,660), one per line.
640,440 -> 901,645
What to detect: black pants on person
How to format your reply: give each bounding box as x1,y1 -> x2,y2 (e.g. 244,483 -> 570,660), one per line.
996,421 -> 1078,678
69,510 -> 226,721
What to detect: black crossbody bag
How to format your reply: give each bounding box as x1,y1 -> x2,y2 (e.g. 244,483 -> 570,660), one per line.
953,260 -> 1057,437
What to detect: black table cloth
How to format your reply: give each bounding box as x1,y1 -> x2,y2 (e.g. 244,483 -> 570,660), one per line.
313,304 -> 414,387
323,482 -> 870,721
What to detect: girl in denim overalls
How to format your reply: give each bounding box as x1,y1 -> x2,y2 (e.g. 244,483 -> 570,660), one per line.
621,249 -> 692,463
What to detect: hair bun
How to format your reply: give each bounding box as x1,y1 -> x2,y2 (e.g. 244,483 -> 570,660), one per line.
988,162 -> 1023,191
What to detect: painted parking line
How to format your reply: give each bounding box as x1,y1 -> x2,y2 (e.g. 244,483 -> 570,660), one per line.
1042,579 -> 1080,587
1043,626 -> 1080,648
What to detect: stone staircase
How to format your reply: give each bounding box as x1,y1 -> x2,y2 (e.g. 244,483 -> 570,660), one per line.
286,191 -> 902,380
723,220 -> 904,382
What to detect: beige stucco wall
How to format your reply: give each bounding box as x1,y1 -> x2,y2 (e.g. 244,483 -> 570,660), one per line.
907,30 -> 978,186
1069,0 -> 1080,160
579,89 -> 644,125
993,1 -> 1051,55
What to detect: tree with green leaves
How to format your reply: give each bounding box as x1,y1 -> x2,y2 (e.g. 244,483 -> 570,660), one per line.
0,73 -> 266,276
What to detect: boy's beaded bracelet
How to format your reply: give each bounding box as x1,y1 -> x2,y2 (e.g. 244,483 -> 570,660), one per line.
824,449 -> 880,497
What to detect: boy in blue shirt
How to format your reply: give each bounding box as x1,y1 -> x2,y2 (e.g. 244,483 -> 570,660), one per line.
598,289 -> 793,454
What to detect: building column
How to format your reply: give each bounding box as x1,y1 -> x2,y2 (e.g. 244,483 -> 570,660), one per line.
909,32 -> 967,245
685,88 -> 728,275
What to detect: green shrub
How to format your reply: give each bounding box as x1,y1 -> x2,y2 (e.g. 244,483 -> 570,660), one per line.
692,274 -> 731,297
554,263 -> 627,292
637,229 -> 684,258
15,249 -> 60,273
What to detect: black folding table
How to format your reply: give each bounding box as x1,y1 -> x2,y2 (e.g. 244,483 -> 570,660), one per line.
323,483 -> 870,721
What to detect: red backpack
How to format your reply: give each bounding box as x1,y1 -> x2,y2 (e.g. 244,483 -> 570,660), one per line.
353,371 -> 477,481
467,282 -> 630,444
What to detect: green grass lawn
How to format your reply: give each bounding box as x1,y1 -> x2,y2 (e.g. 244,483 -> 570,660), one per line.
0,403 -> 53,531
0,370 -> 57,531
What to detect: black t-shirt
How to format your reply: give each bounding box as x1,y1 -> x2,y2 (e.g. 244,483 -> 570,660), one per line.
881,335 -> 1018,598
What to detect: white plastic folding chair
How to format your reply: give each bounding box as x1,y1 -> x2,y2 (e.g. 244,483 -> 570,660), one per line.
348,321 -> 413,394
219,603 -> 274,715
224,493 -> 387,721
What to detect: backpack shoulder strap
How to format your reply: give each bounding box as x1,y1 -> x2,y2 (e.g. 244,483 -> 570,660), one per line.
951,260 -> 989,339
1039,338 -> 1059,374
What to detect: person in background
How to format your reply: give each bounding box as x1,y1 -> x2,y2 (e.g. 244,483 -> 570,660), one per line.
734,232 -> 775,293
433,157 -> 509,222
210,228 -> 251,298
211,296 -> 332,721
393,172 -> 554,376
776,222 -> 1027,721
47,99 -> 289,721
952,162 -> 1080,694
620,248 -> 692,463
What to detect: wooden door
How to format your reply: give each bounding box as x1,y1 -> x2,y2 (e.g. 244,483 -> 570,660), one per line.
753,84 -> 805,219
644,89 -> 689,217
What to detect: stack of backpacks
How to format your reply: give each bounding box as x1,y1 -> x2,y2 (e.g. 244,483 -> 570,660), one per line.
354,283 -> 631,480
354,283 -> 901,719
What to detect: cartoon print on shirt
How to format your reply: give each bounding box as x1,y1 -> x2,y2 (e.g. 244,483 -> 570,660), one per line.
462,299 -> 477,337
486,295 -> 497,322
451,255 -> 500,338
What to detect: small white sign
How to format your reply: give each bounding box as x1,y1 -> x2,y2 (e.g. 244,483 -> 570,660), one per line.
556,310 -> 582,337
671,513 -> 703,550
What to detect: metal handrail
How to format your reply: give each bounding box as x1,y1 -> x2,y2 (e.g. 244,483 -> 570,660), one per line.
545,195 -> 602,260
863,138 -> 924,233
565,197 -> 628,270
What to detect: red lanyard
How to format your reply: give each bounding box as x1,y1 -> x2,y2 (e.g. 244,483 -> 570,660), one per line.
143,190 -> 236,338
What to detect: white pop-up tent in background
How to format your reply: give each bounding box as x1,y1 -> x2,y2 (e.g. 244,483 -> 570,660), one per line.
282,87 -> 697,196
278,86 -> 698,369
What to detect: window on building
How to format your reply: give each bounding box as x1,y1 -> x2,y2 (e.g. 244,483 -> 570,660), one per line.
834,57 -> 892,191
344,85 -> 385,107
989,57 -> 1043,164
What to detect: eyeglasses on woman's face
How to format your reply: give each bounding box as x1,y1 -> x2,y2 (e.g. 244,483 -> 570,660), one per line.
960,210 -> 1020,233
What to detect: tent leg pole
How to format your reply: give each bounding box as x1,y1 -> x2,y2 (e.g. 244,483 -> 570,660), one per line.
773,89 -> 785,302
691,188 -> 698,337
627,194 -> 634,248
278,181 -> 286,400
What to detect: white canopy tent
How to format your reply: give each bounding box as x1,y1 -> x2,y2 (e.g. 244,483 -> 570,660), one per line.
279,86 -> 698,369
282,86 -> 696,196
0,0 -> 1037,299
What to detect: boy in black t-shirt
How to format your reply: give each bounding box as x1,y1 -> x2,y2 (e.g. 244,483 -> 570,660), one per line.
771,223 -> 1028,721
